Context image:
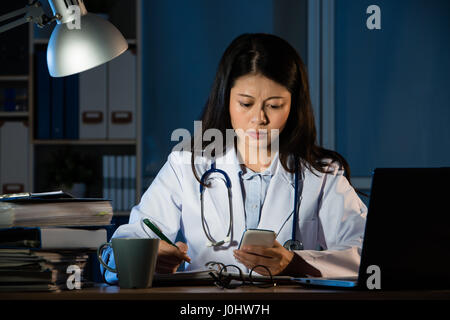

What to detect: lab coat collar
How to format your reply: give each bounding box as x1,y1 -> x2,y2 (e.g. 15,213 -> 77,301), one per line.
214,147 -> 302,239
215,146 -> 291,183
238,151 -> 279,180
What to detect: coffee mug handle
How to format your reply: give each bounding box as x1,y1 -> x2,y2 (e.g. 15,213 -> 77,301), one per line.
97,242 -> 117,273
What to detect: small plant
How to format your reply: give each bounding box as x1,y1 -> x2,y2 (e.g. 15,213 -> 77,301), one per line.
47,148 -> 95,190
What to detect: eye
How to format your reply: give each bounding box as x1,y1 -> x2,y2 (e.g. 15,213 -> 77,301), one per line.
268,104 -> 281,109
239,101 -> 252,108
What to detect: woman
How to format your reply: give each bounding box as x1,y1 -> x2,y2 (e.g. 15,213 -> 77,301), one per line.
103,33 -> 367,281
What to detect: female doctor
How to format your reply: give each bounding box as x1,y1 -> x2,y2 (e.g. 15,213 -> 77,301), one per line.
102,33 -> 367,282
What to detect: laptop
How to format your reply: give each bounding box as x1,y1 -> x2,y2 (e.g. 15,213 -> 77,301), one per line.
294,167 -> 450,289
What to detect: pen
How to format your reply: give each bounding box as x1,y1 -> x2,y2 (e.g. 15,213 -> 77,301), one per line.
143,218 -> 179,249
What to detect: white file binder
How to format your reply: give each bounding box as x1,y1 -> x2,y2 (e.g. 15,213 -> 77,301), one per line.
0,121 -> 29,194
107,50 -> 136,139
79,64 -> 107,139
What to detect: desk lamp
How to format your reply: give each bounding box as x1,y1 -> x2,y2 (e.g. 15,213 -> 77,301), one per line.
0,0 -> 128,77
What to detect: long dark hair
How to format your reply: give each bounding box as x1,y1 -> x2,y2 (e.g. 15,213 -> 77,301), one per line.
191,33 -> 359,192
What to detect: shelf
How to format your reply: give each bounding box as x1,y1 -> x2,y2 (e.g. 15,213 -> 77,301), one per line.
33,38 -> 49,45
0,0 -> 143,207
0,111 -> 29,118
0,75 -> 29,81
32,139 -> 137,145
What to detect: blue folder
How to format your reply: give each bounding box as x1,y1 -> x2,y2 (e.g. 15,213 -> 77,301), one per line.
51,77 -> 64,139
64,74 -> 79,139
35,51 -> 51,139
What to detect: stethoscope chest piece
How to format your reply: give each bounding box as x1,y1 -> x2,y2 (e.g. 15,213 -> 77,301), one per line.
283,239 -> 304,251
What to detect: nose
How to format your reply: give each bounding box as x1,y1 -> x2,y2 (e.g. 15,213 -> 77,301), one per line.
251,108 -> 268,125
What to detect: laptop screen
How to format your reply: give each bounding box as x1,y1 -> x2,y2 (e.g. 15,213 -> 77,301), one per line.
358,167 -> 450,289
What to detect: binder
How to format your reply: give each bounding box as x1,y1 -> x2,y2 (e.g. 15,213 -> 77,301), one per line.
79,64 -> 107,139
4,88 -> 15,111
107,50 -> 136,139
35,50 -> 51,139
108,156 -> 116,212
0,121 -> 29,194
102,155 -> 109,201
116,156 -> 123,212
123,155 -> 130,211
130,155 -> 136,207
51,77 -> 64,139
0,227 -> 107,249
64,74 -> 79,139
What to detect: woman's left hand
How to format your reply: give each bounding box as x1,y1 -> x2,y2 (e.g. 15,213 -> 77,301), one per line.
233,240 -> 294,276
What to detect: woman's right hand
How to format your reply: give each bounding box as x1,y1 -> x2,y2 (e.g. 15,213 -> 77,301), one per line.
156,240 -> 191,273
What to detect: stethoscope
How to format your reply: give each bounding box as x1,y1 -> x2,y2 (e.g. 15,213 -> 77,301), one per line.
199,160 -> 304,251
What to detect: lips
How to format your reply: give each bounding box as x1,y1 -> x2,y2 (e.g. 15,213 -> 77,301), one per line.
246,130 -> 268,140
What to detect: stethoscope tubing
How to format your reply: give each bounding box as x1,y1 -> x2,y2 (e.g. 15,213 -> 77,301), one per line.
200,160 -> 303,249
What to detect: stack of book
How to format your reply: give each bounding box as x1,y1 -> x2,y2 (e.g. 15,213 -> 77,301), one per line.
0,191 -> 113,292
0,249 -> 90,292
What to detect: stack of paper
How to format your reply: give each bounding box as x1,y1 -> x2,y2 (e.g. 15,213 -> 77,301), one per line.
0,191 -> 113,228
0,191 -> 111,291
0,249 -> 91,292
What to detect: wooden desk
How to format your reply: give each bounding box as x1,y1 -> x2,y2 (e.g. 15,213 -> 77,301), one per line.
1,285 -> 449,317
1,284 -> 450,300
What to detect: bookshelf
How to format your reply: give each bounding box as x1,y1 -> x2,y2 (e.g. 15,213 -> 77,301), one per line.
0,0 -> 142,216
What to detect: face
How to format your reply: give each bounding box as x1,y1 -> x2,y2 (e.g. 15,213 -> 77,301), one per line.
229,74 -> 291,151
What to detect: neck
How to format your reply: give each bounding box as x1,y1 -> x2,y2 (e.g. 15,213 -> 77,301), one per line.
236,139 -> 275,172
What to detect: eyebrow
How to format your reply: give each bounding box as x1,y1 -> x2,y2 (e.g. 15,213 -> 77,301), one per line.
237,93 -> 285,101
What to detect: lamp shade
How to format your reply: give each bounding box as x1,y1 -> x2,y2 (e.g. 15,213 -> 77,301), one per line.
46,12 -> 128,77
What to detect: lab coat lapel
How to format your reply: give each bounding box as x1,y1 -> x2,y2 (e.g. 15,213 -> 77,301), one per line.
258,159 -> 299,239
210,147 -> 246,246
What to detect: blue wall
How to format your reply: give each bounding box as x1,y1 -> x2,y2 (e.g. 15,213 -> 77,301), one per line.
141,0 -> 306,191
335,0 -> 450,177
140,0 -> 450,191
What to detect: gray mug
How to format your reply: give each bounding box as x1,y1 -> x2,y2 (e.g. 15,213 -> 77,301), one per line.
97,238 -> 160,289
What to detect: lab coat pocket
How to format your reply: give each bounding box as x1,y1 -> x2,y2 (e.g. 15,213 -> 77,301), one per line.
300,219 -> 319,250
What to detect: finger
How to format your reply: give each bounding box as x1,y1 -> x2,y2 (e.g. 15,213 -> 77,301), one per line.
176,241 -> 188,253
159,241 -> 191,263
158,240 -> 177,254
238,246 -> 276,259
157,254 -> 184,265
158,250 -> 191,265
233,253 -> 273,276
273,240 -> 283,248
175,242 -> 191,263
234,250 -> 276,268
178,251 -> 191,263
156,265 -> 178,274
156,255 -> 185,272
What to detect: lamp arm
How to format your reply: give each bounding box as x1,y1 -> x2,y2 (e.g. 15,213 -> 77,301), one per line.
0,1 -> 57,34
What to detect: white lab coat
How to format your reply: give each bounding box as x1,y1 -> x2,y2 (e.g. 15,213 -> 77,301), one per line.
111,147 -> 367,277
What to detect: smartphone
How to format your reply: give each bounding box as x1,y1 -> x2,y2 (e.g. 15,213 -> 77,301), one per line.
238,229 -> 276,249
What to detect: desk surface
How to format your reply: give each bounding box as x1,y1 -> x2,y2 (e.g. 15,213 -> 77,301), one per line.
1,284 -> 450,301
